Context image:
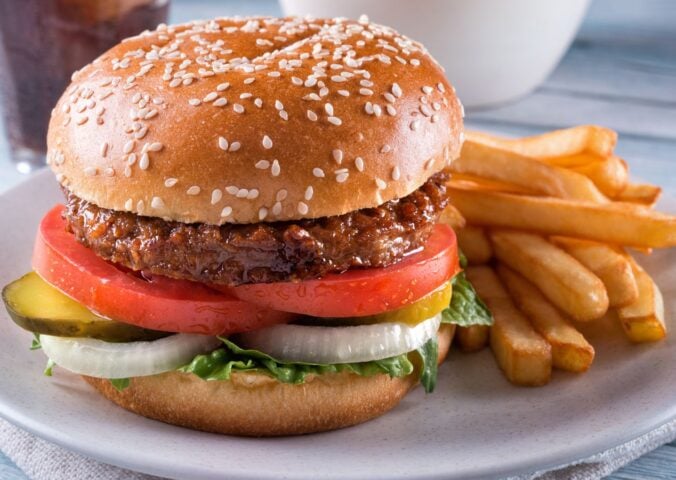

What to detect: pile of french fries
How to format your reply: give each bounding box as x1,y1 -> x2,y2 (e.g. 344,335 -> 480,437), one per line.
443,125 -> 675,386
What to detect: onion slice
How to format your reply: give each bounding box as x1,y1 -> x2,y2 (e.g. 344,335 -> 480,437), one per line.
40,334 -> 221,379
237,314 -> 442,364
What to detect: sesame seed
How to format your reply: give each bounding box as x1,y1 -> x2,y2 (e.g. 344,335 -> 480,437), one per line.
381,144 -> 392,153
187,186 -> 201,195
386,104 -> 397,116
144,109 -> 158,119
433,102 -> 441,111
376,178 -> 387,189
240,93 -> 253,99
275,100 -> 284,110
331,75 -> 346,83
164,178 -> 178,187
151,196 -> 165,209
332,149 -> 343,164
365,102 -> 374,115
304,93 -> 321,101
226,186 -> 238,195
213,97 -> 228,107
124,199 -> 133,210
422,86 -> 434,94
189,98 -> 201,106
279,110 -> 288,121
437,82 -> 446,93
337,89 -> 350,97
324,103 -> 334,115
271,159 -> 281,176
276,189 -> 288,202
148,142 -> 163,152
313,167 -> 325,178
272,202 -> 282,216
244,77 -> 255,85
268,71 -> 281,78
410,120 -> 421,131
203,92 -> 218,102
392,166 -> 401,180
259,207 -> 268,220
139,153 -> 150,170
304,186 -> 314,201
327,116 -> 342,126
255,160 -> 270,169
297,202 -> 309,215
425,158 -> 435,170
123,166 -> 132,177
123,140 -> 135,154
221,206 -> 233,217
218,137 -> 229,151
392,83 -> 403,98
229,142 -> 241,152
169,78 -> 182,88
355,157 -> 365,172
100,142 -> 109,157
291,76 -> 303,86
420,104 -> 433,116
217,82 -> 230,91
84,167 -> 97,177
431,114 -> 439,123
262,135 -> 273,149
211,189 -> 223,205
410,58 -> 420,66
336,172 -> 349,183
359,88 -> 373,96
233,103 -> 244,113
76,116 -> 88,125
307,110 -> 318,121
373,104 -> 382,117
136,200 -> 145,212
319,87 -> 329,97
247,189 -> 260,200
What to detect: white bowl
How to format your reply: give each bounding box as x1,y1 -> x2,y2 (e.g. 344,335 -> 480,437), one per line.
280,0 -> 591,107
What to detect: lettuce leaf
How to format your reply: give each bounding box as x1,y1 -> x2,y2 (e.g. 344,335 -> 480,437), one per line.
110,378 -> 130,392
441,253 -> 493,327
179,336 -> 440,393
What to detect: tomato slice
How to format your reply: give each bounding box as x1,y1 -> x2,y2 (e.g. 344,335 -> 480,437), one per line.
32,205 -> 293,336
221,225 -> 460,318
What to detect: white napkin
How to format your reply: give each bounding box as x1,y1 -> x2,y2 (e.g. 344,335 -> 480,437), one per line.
2,415 -> 675,480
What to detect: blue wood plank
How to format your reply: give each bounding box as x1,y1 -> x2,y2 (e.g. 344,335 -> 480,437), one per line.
0,451 -> 28,480
608,444 -> 676,480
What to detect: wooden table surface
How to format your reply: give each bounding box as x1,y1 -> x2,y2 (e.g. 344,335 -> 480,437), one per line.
0,0 -> 674,478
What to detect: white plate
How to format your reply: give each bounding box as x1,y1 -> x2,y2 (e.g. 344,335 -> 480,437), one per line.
1,170 -> 674,480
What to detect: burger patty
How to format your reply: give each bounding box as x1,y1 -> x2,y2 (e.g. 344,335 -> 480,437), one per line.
63,173 -> 449,286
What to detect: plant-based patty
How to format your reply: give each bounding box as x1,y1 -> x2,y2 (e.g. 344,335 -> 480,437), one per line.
63,173 -> 449,286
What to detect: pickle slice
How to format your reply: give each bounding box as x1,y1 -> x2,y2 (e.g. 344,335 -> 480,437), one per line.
303,282 -> 453,326
2,272 -> 169,342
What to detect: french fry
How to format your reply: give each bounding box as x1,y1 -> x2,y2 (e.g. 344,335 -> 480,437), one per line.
452,141 -> 608,202
448,173 -> 536,195
465,266 -> 551,386
497,265 -> 595,373
439,204 -> 466,230
551,237 -> 639,308
490,231 -> 609,321
455,325 -> 489,353
448,186 -> 676,248
569,155 -> 629,198
617,257 -> 666,343
457,226 -> 493,265
614,182 -> 662,208
466,125 -> 617,158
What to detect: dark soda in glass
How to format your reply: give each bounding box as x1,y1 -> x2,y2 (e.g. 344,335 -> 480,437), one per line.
0,0 -> 169,172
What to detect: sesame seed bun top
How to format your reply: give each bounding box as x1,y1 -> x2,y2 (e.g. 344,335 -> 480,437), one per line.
47,16 -> 464,225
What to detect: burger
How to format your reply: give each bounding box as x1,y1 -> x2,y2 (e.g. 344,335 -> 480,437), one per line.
2,16 -> 491,436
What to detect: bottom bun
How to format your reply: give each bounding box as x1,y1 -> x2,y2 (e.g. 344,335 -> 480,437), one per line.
83,324 -> 455,436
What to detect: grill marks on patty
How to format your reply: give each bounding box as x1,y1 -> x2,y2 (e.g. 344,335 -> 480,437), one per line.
63,173 -> 449,286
